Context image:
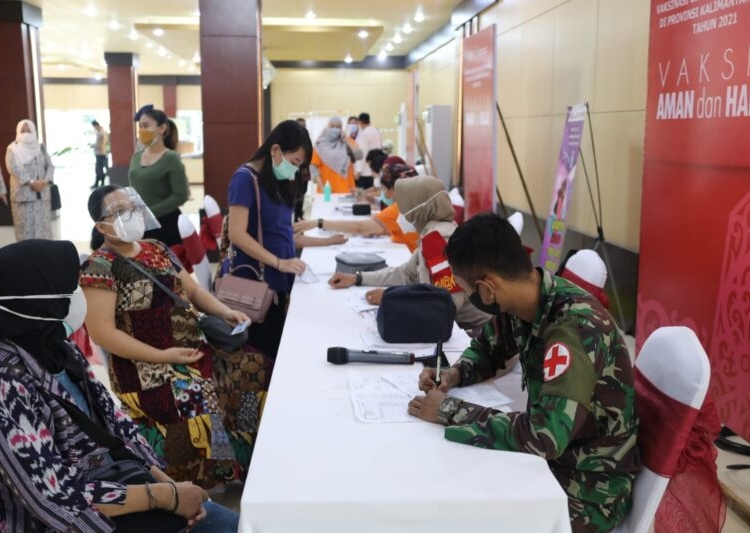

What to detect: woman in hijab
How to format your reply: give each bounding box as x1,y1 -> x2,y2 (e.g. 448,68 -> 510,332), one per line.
310,116 -> 362,193
82,185 -> 271,488
327,175 -> 490,329
0,239 -> 240,532
5,119 -> 54,240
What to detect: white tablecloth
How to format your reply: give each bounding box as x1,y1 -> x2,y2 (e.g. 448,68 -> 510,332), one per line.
240,195 -> 571,533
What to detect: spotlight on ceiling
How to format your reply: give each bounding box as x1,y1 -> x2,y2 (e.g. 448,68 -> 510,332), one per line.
358,30 -> 369,39
344,54 -> 353,64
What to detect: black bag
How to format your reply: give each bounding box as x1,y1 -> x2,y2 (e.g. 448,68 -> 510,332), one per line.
199,313 -> 248,352
335,252 -> 387,274
88,459 -> 155,484
50,183 -> 61,211
377,284 -> 456,343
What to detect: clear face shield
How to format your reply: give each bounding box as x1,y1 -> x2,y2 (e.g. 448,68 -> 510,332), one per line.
100,187 -> 161,242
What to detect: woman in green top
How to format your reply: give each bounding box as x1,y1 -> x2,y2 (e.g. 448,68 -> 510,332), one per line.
128,106 -> 189,246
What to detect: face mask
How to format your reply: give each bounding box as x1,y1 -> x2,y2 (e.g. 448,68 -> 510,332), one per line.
102,210 -> 146,242
326,128 -> 342,141
348,124 -> 358,136
396,213 -> 416,233
469,290 -> 501,316
138,128 -> 157,146
19,132 -> 35,144
272,152 -> 299,181
379,192 -> 394,206
0,287 -> 86,335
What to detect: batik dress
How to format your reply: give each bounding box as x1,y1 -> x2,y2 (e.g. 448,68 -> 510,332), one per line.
80,240 -> 270,487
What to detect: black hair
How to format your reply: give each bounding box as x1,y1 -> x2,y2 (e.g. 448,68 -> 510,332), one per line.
91,120 -> 100,127
365,149 -> 388,174
445,212 -> 533,284
140,108 -> 179,150
358,112 -> 370,124
87,185 -> 122,249
248,120 -> 313,207
347,116 -> 358,124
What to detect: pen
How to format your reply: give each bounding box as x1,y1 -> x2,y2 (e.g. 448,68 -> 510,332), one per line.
435,341 -> 442,387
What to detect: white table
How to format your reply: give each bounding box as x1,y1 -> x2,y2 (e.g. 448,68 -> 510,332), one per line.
240,195 -> 571,533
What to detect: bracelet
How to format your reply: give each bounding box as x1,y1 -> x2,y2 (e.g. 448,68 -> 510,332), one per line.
355,271 -> 363,286
318,218 -> 324,229
168,481 -> 179,512
145,482 -> 157,510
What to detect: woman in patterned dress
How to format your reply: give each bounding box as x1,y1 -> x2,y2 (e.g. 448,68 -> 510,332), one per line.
5,119 -> 54,241
81,185 -> 271,488
0,239 -> 240,532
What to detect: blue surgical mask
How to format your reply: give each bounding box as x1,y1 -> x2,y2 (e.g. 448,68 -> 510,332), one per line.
348,124 -> 358,136
379,192 -> 394,206
273,153 -> 299,181
326,128 -> 342,141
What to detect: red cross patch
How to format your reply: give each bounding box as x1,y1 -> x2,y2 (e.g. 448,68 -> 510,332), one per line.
543,342 -> 572,381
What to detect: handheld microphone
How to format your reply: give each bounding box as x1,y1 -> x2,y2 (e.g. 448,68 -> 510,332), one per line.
327,347 -> 415,365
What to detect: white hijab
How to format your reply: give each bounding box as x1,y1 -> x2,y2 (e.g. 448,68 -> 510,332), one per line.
11,119 -> 42,167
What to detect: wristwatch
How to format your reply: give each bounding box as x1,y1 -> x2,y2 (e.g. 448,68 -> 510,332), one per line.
318,218 -> 324,229
355,271 -> 363,286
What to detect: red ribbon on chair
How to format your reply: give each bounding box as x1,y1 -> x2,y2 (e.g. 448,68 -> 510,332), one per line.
559,269 -> 610,309
654,395 -> 726,533
635,367 -> 698,477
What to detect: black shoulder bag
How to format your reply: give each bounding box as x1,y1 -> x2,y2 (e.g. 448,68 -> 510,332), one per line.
115,251 -> 249,352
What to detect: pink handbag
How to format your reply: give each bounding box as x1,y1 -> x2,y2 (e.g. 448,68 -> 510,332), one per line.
214,264 -> 274,323
213,166 -> 276,323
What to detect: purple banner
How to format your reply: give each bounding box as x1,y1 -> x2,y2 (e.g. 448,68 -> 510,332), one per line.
539,103 -> 587,273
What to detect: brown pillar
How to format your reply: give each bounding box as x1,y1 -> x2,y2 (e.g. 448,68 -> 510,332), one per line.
163,83 -> 177,118
0,0 -> 44,225
199,0 -> 262,207
105,52 -> 138,187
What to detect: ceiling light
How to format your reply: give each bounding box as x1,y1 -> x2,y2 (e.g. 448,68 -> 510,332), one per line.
108,19 -> 120,31
414,10 -> 425,23
393,33 -> 403,44
378,50 -> 387,61
166,53 -> 173,59
179,59 -> 186,67
192,52 -> 201,63
358,30 -> 369,39
157,47 -> 167,57
152,28 -> 164,37
385,42 -> 394,52
188,64 -> 196,72
82,4 -> 96,17
145,41 -> 154,49
305,10 -> 316,19
344,54 -> 353,64
128,29 -> 139,40
94,73 -> 103,80
403,23 -> 413,34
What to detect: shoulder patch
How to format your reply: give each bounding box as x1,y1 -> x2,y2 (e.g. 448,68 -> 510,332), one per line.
543,342 -> 572,381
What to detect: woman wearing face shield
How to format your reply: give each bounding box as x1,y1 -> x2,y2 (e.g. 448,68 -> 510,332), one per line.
80,185 -> 271,489
327,175 -> 491,330
0,239 -> 241,532
128,106 -> 190,247
309,116 -> 362,193
4,119 -> 55,241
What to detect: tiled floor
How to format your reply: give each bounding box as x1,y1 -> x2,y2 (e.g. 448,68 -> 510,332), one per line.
2,160 -> 748,531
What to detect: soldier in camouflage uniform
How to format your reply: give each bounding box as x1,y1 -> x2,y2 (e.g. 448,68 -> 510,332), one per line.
408,213 -> 640,533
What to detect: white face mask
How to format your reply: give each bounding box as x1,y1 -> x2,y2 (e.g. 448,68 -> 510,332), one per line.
19,132 -> 35,144
102,210 -> 146,242
396,213 -> 416,233
0,287 -> 87,336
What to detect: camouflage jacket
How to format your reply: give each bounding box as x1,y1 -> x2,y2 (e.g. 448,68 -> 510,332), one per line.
438,269 -> 640,532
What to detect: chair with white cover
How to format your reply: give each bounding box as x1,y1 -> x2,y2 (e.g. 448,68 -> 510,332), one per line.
177,214 -> 213,292
613,326 -> 711,533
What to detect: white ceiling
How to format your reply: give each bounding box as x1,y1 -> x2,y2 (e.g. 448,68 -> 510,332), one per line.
31,0 -> 461,78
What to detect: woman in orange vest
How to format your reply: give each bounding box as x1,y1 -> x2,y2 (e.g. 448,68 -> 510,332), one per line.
310,117 -> 362,193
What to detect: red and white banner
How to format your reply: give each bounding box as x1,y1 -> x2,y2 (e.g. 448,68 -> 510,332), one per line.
638,0 -> 750,439
462,25 -> 496,219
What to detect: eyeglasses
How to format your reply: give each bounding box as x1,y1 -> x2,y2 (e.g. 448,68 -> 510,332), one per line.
100,206 -> 141,222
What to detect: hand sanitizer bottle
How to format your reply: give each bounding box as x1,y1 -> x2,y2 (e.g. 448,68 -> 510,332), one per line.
323,180 -> 332,202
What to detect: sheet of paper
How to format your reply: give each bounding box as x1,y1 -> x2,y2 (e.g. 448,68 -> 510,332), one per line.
381,371 -> 512,409
348,371 -> 419,423
361,327 -> 467,354
345,289 -> 380,316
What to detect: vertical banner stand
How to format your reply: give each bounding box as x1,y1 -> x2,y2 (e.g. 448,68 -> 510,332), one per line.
577,102 -> 628,332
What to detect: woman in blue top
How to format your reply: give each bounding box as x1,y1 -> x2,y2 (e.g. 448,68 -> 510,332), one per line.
226,120 -> 311,358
